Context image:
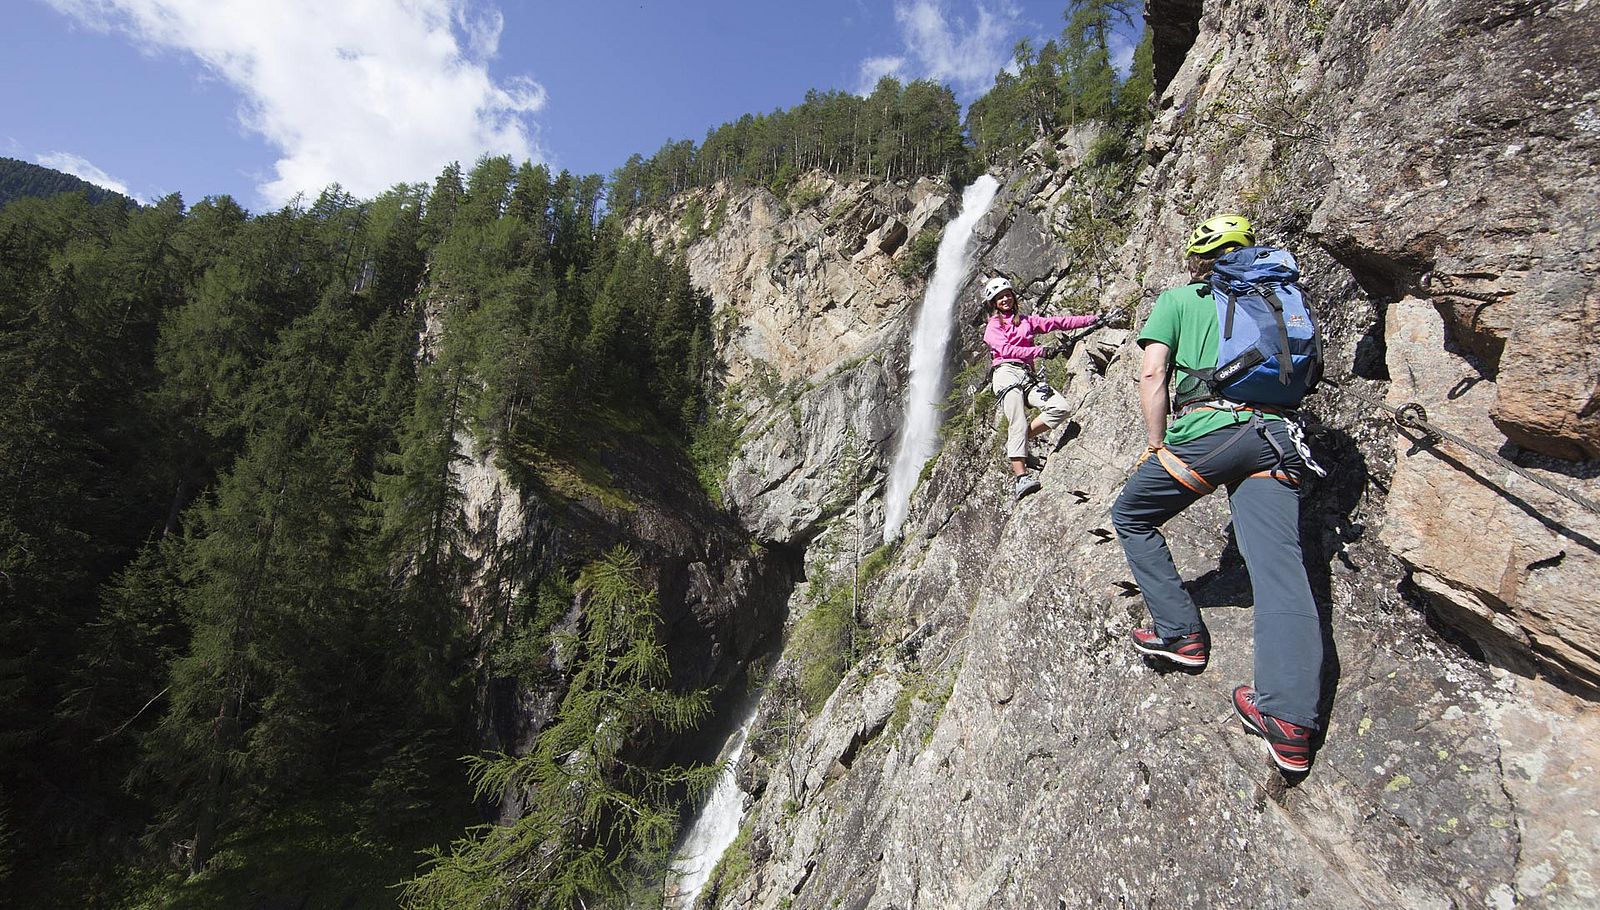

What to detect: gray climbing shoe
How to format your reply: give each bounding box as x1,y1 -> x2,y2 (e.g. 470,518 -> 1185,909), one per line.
1013,474 -> 1042,500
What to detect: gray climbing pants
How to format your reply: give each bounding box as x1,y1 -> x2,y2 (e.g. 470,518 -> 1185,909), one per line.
1110,416 -> 1323,729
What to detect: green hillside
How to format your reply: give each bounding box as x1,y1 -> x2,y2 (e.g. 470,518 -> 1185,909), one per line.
0,156 -> 131,209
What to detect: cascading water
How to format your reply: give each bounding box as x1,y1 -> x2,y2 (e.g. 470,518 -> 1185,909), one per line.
882,174 -> 1000,539
666,697 -> 762,908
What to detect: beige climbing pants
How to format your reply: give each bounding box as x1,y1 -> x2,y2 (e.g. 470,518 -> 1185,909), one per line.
992,362 -> 1071,460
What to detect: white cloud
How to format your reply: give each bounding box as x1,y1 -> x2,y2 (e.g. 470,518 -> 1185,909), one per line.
862,1 -> 1022,100
47,0 -> 548,207
457,6 -> 504,58
856,55 -> 907,95
35,151 -> 143,200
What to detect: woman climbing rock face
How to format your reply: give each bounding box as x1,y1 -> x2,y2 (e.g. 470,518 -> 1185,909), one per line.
981,277 -> 1102,500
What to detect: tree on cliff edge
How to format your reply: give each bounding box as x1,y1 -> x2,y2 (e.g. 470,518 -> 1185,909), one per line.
404,547 -> 714,910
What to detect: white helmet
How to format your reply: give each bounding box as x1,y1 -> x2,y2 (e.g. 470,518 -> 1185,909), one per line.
982,276 -> 1014,304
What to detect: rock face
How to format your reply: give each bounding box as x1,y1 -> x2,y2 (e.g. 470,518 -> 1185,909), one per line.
636,176 -> 956,546
1381,295 -> 1600,692
650,1 -> 1599,909
423,313 -> 799,770
1308,0 -> 1600,461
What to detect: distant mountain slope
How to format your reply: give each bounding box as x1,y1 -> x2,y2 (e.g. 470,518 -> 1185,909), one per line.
0,156 -> 130,208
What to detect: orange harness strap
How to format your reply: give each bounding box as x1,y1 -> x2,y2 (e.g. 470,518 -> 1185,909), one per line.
1156,447 -> 1217,495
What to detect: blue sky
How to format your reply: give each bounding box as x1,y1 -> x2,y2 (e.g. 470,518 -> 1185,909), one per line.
4,1 -> 1140,211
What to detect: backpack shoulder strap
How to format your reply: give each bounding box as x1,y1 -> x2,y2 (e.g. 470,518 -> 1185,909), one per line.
1260,286 -> 1294,386
1209,275 -> 1239,339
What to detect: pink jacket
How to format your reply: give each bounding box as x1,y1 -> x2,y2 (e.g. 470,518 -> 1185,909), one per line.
985,312 -> 1099,367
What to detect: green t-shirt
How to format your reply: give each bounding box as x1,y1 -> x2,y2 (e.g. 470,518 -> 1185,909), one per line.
1138,282 -> 1280,446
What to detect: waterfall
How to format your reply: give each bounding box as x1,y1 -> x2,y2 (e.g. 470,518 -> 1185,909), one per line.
882,174 -> 1000,539
666,697 -> 762,908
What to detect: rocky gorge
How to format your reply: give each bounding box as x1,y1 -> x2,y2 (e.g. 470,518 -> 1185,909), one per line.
596,1 -> 1600,908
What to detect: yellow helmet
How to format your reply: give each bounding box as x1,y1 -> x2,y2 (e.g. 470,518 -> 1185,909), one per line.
1185,214 -> 1255,255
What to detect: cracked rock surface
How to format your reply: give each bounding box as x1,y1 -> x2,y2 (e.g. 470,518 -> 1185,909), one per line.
641,3 -> 1599,906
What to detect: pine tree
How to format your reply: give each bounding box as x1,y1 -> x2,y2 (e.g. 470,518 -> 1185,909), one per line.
508,161 -> 552,267
0,264 -> 108,826
171,194 -> 249,282
403,547 -> 713,910
1117,25 -> 1157,124
137,292 -> 400,871
1061,0 -> 1135,124
377,355 -> 471,590
365,184 -> 429,314
648,258 -> 709,433
423,162 -> 466,245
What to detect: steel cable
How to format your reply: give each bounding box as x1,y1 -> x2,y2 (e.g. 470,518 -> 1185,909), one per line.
1317,379 -> 1600,517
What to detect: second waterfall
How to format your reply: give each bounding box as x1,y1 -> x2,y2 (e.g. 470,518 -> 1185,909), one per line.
882,174 -> 999,539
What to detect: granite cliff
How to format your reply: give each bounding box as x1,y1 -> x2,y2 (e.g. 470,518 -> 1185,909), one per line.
624,1 -> 1600,907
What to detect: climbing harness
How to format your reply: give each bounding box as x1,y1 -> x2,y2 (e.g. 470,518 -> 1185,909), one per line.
1172,402 -> 1328,481
1319,379 -> 1600,517
1149,411 -> 1319,495
1156,446 -> 1219,494
992,364 -> 1054,405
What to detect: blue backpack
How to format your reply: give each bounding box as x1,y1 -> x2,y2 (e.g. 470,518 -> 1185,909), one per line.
1176,245 -> 1322,409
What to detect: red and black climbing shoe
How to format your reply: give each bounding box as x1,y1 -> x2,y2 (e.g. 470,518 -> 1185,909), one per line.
1232,685 -> 1312,773
1130,628 -> 1209,668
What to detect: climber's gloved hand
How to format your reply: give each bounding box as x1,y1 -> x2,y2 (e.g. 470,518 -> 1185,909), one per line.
1043,341 -> 1068,359
1136,444 -> 1163,467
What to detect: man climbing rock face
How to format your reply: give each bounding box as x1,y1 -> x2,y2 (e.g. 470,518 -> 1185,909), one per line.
981,276 -> 1101,500
1111,214 -> 1327,773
